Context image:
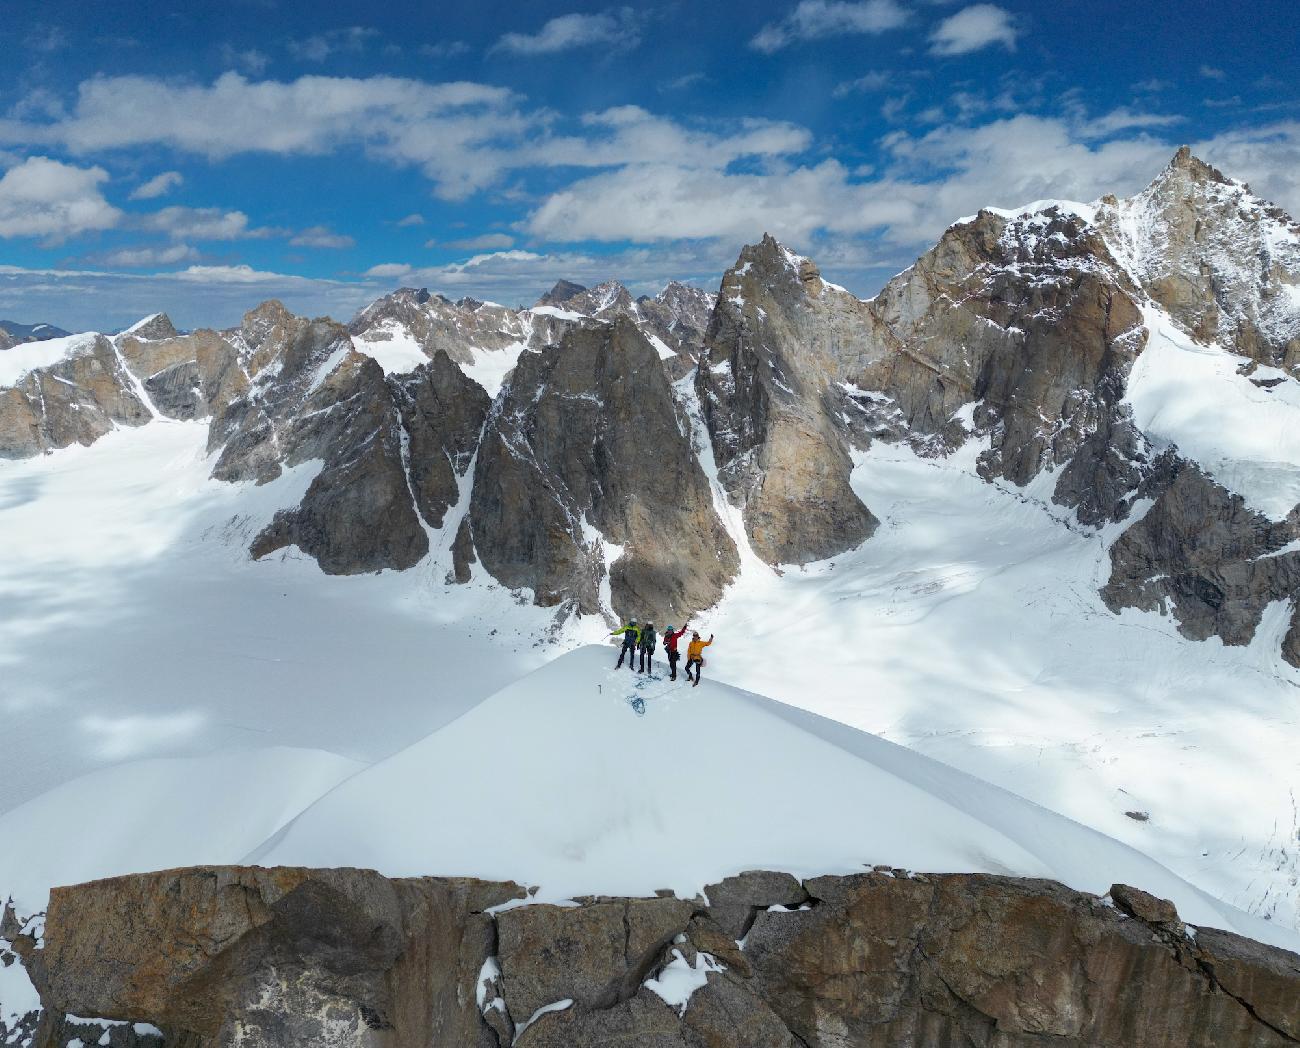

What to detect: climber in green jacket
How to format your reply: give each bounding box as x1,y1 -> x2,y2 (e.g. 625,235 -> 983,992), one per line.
610,620 -> 641,672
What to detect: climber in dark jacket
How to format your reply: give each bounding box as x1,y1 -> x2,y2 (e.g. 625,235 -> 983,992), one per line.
638,622 -> 658,674
610,621 -> 640,671
663,623 -> 689,680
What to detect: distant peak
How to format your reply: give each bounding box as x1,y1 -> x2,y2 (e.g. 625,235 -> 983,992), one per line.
536,279 -> 588,308
122,312 -> 178,340
1164,146 -> 1231,186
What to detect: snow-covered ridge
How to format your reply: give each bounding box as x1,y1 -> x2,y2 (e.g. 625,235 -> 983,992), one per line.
0,332 -> 101,388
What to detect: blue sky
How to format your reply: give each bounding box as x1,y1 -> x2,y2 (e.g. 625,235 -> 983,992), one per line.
1,0 -> 1298,330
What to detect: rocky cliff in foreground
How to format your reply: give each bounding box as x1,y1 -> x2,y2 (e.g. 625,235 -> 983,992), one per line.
3,865 -> 1298,1047
1,149 -> 1298,660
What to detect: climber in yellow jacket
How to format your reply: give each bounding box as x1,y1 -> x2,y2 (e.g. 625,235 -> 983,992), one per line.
684,632 -> 713,688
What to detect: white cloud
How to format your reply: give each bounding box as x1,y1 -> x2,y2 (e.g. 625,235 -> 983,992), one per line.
493,9 -> 641,55
218,44 -> 269,74
929,4 -> 1019,55
524,110 -> 1235,252
833,71 -> 892,98
1195,120 -> 1300,219
176,263 -> 313,284
139,206 -> 272,241
751,0 -> 908,53
100,244 -> 200,267
1074,108 -> 1185,139
289,225 -> 355,248
1199,65 -> 1226,80
0,73 -> 521,200
365,262 -> 412,278
0,156 -> 121,242
396,213 -> 426,226
129,170 -> 184,200
288,27 -> 379,62
527,161 -> 914,244
443,233 -> 515,250
0,75 -> 807,203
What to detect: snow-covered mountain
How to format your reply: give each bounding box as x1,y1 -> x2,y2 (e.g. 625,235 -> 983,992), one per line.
3,148 -> 1300,1034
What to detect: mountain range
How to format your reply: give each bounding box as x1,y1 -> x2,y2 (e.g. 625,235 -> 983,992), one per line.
3,146 -> 1298,662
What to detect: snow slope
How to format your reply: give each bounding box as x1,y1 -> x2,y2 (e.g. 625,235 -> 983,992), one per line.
0,419 -> 578,840
0,332 -> 98,386
244,646 -> 1289,951
700,435 -> 1300,932
1126,305 -> 1300,519
349,319 -> 431,375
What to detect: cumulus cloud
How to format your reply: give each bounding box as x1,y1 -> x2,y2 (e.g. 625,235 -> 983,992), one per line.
289,225 -> 355,248
493,9 -> 641,55
1073,108 -> 1185,139
365,262 -> 412,278
750,0 -> 908,53
0,73 -> 522,200
1195,120 -> 1300,219
396,213 -> 425,226
129,170 -> 183,200
100,243 -> 201,267
524,109 -> 1248,252
0,156 -> 121,242
138,206 -> 273,241
1199,65 -> 1226,80
0,74 -> 807,203
929,4 -> 1019,55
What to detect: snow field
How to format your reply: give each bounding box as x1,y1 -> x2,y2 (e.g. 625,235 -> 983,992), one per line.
703,435 -> 1300,932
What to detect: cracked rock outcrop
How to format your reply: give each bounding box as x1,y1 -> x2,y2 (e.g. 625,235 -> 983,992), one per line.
9,866 -> 1300,1048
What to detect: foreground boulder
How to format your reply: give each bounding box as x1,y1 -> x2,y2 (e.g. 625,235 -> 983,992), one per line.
9,866 -> 1300,1047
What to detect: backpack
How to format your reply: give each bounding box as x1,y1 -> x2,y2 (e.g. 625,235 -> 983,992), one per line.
640,627 -> 657,650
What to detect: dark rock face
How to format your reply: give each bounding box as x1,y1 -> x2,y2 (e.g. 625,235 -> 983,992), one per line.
470,316 -> 738,621
1102,461 -> 1300,661
391,352 -> 490,530
248,355 -> 429,574
535,279 -> 589,308
29,866 -> 524,1048
18,866 -> 1300,1048
740,872 -> 1300,1047
697,235 -> 879,565
496,897 -> 696,1021
860,208 -> 1148,488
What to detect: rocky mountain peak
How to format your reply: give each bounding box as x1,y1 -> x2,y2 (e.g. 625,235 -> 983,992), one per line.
1096,148 -> 1300,367
121,313 -> 178,341
536,279 -> 589,307
1166,144 -> 1232,186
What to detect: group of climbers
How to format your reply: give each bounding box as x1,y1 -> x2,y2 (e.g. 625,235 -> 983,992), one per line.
609,619 -> 714,687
